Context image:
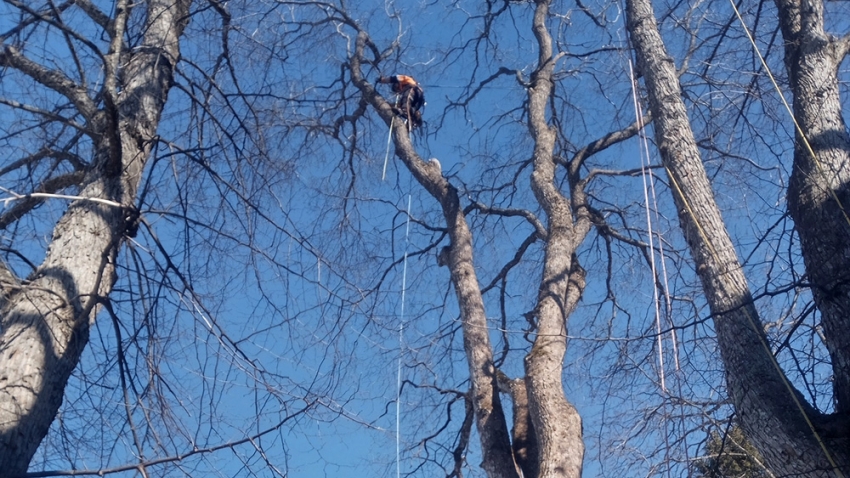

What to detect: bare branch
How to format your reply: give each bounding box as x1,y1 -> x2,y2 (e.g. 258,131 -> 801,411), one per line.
832,34 -> 850,62
73,0 -> 112,32
3,0 -> 106,65
0,147 -> 87,178
0,97 -> 87,131
23,402 -> 313,477
469,201 -> 547,239
570,113 -> 651,173
0,0 -> 74,41
0,45 -> 97,120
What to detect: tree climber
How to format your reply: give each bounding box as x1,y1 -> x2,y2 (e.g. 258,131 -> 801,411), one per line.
377,74 -> 425,129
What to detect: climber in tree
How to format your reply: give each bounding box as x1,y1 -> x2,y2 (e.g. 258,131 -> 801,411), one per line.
377,74 -> 425,129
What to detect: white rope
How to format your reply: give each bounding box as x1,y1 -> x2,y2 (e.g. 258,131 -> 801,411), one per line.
396,320 -> 402,478
627,55 -> 686,476
627,60 -> 667,394
383,94 -> 400,181
383,116 -> 394,181
0,188 -> 123,209
396,194 -> 412,478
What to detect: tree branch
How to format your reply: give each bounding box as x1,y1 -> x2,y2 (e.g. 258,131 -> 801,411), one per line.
570,113 -> 651,174
73,0 -> 112,32
23,402 -> 313,477
0,45 -> 97,120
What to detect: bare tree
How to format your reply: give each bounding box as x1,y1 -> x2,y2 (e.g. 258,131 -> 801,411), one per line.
0,1 -> 329,476
343,1 -> 644,476
774,0 -> 850,417
627,0 -> 850,475
0,1 -> 193,474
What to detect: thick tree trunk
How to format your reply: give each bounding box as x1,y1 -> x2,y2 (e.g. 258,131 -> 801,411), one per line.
351,32 -> 519,478
0,1 -> 191,475
626,0 -> 850,475
774,0 -> 850,417
523,2 -> 589,477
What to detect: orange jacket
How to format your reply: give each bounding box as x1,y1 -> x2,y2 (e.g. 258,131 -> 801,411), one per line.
379,75 -> 419,93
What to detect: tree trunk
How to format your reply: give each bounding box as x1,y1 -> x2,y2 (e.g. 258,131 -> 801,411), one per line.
774,0 -> 850,417
626,0 -> 850,475
0,1 -> 191,475
523,2 -> 589,477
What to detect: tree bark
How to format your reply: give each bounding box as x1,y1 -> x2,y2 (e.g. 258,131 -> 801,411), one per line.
523,2 -> 589,477
498,371 -> 539,478
0,1 -> 191,475
626,0 -> 850,475
774,0 -> 850,417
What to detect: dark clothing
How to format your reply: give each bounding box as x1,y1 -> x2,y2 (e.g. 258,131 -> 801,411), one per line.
378,75 -> 425,128
402,84 -> 425,113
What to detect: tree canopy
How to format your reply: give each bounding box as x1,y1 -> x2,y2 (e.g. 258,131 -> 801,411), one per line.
0,0 -> 848,477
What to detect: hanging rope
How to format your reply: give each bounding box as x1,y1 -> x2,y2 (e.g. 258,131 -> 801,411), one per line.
396,194 -> 412,478
383,117 -> 394,181
627,55 -> 677,478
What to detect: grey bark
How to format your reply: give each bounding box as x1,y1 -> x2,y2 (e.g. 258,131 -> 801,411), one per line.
0,1 -> 192,475
774,0 -> 850,417
626,0 -> 850,475
497,371 -> 539,478
522,2 -> 590,477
